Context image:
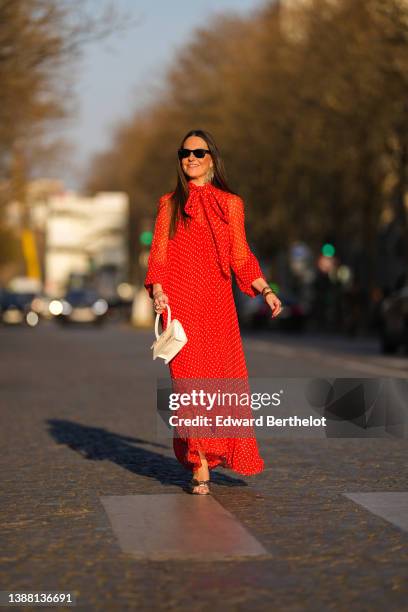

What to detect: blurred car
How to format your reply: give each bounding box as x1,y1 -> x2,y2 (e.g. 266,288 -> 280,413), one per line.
0,290 -> 39,326
379,285 -> 408,354
237,291 -> 307,332
30,294 -> 55,320
51,288 -> 109,326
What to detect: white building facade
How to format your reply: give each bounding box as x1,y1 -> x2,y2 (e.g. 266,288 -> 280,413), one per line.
45,191 -> 129,297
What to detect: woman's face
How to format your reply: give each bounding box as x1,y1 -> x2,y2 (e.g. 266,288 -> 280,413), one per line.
180,136 -> 213,182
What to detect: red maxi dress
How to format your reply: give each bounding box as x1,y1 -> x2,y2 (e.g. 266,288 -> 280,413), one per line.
144,179 -> 267,475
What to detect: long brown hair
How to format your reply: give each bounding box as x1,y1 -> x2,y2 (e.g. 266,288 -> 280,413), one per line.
169,129 -> 238,239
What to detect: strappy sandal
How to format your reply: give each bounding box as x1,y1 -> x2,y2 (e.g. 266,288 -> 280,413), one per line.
189,478 -> 211,495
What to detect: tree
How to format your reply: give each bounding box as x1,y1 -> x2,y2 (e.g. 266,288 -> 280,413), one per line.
86,0 -> 408,294
0,0 -> 132,277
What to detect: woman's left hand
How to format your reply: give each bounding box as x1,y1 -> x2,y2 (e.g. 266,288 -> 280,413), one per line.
265,292 -> 282,318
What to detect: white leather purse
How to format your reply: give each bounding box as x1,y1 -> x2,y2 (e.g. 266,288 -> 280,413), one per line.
150,304 -> 187,364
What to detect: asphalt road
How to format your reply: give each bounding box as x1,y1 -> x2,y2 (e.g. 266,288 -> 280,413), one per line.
1,320 -> 407,611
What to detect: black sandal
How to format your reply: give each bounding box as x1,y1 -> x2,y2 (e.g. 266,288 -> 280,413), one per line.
189,478 -> 211,495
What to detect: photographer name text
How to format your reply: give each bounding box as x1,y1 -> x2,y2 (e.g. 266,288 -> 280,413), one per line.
168,415 -> 327,427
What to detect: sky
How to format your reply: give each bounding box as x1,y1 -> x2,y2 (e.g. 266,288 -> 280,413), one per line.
59,0 -> 265,190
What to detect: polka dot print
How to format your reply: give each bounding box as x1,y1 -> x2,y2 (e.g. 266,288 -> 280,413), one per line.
144,179 -> 267,475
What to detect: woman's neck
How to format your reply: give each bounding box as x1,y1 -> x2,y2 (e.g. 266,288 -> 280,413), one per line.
189,178 -> 211,187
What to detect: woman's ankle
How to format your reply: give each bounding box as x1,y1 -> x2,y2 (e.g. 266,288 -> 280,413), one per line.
193,468 -> 209,481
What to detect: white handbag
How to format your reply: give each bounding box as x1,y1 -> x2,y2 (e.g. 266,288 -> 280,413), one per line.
150,303 -> 188,364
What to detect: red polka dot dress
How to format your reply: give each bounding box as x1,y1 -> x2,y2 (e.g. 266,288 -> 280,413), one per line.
144,179 -> 267,475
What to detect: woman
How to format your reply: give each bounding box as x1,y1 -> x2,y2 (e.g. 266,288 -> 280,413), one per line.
144,129 -> 282,495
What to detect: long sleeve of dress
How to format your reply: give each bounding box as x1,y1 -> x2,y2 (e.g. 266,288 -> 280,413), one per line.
144,196 -> 171,299
228,194 -> 267,297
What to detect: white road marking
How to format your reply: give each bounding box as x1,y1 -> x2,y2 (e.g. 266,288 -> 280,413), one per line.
344,492 -> 408,533
100,494 -> 270,560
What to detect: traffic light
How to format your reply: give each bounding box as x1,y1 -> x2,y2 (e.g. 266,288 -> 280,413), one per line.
321,243 -> 335,257
139,230 -> 153,247
138,218 -> 153,271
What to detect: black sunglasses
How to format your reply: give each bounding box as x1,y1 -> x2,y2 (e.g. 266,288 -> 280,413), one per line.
178,148 -> 211,159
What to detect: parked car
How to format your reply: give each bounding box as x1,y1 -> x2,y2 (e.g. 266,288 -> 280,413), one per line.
51,288 -> 109,326
379,285 -> 408,354
30,294 -> 55,320
0,290 -> 39,326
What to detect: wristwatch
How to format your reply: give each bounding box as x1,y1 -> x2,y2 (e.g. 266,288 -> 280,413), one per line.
261,286 -> 273,300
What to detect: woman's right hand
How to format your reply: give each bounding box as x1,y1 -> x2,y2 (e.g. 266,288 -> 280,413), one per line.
153,290 -> 169,314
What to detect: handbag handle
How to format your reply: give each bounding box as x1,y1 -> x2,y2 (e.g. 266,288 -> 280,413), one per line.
154,303 -> 171,340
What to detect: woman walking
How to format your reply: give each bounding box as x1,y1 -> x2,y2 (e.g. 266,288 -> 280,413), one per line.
144,129 -> 282,495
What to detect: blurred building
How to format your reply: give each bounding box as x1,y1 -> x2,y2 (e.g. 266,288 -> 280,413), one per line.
4,178 -> 64,231
2,180 -> 129,298
44,191 -> 129,297
2,178 -> 65,284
